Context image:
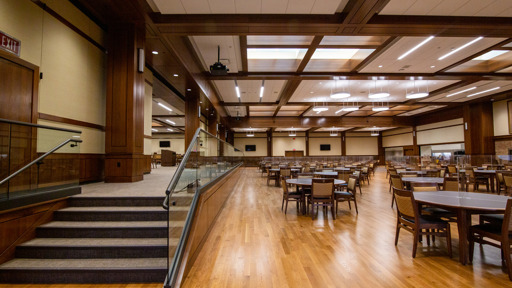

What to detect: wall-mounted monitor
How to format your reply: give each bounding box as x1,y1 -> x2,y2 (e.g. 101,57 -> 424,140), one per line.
159,141 -> 170,148
320,144 -> 331,151
245,145 -> 256,152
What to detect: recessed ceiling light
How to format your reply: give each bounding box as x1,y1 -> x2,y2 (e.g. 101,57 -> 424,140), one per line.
378,65 -> 383,68
187,89 -> 191,91
235,85 -> 240,98
311,49 -> 359,60
158,102 -> 172,112
310,91 -> 314,94
430,65 -> 435,68
152,51 -> 158,55
446,87 -> 476,97
166,119 -> 176,125
397,36 -> 434,60
438,37 -> 483,60
247,48 -> 306,59
473,50 -> 509,60
467,87 -> 500,97
173,74 -> 179,77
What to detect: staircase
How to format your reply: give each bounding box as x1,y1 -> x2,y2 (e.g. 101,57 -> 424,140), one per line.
0,192 -> 194,283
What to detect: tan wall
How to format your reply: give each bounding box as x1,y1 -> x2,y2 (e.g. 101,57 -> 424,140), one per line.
144,70 -> 153,155
234,136 -> 267,157
309,137 -> 342,156
382,133 -> 413,147
346,136 -> 378,155
1,0 -> 106,155
416,118 -> 463,131
272,135 -> 306,156
152,138 -> 185,155
417,126 -> 464,145
37,119 -> 105,154
493,100 -> 510,136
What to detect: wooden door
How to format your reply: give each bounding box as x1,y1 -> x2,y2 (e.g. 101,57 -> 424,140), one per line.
0,53 -> 39,195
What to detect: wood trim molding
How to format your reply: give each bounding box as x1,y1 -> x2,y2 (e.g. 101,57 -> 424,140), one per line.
494,135 -> 512,141
38,113 -> 105,131
144,134 -> 153,139
416,124 -> 464,133
144,78 -> 153,87
31,0 -> 106,52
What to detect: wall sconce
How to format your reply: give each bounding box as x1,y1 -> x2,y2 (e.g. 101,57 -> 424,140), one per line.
413,131 -> 416,137
137,48 -> 144,73
465,122 -> 468,130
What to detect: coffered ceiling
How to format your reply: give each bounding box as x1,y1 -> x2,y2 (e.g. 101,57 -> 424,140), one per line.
74,0 -> 512,134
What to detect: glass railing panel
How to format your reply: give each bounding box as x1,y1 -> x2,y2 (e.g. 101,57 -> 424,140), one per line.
164,129 -> 244,288
0,119 -> 81,202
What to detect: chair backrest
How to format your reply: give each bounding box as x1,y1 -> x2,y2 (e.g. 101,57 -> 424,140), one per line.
503,172 -> 512,188
338,172 -> 350,182
426,170 -> 440,177
390,174 -> 404,189
361,167 -> 368,173
396,168 -> 406,173
281,179 -> 289,195
393,187 -> 417,221
389,168 -> 397,176
465,169 -> 475,178
411,182 -> 439,192
303,166 -> 311,172
447,165 -> 457,173
297,173 -> 313,179
496,171 -> 505,184
312,178 -> 334,198
271,164 -> 279,169
353,170 -> 361,178
401,172 -> 418,177
347,176 -> 357,194
443,177 -> 459,191
280,168 -> 291,177
440,169 -> 446,178
502,198 -> 512,234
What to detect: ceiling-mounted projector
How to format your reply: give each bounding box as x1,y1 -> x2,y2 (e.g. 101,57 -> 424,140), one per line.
210,46 -> 229,75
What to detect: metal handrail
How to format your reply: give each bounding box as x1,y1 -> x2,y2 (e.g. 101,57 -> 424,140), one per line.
163,128 -> 244,288
0,138 -> 83,186
0,118 -> 82,134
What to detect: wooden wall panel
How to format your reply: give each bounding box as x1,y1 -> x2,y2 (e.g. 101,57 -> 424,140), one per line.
464,102 -> 495,155
0,199 -> 68,264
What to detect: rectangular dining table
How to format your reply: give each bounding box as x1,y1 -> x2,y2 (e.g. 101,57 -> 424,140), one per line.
414,191 -> 509,265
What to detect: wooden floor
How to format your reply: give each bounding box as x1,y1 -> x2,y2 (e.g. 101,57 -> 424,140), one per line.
1,167 -> 510,288
181,167 -> 511,287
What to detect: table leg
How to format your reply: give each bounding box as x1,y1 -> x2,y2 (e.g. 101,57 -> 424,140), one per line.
456,209 -> 471,265
490,174 -> 495,193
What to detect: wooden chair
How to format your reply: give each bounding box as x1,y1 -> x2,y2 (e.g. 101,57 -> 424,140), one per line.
503,172 -> 512,196
334,175 -> 358,214
390,174 -> 405,208
267,165 -> 279,186
393,187 -> 452,258
353,170 -> 363,194
443,177 -> 460,191
308,178 -> 336,220
280,168 -> 292,182
472,168 -> 490,192
469,198 -> 512,281
360,166 -> 370,184
411,182 -> 439,192
281,179 -> 302,214
336,172 -> 350,191
496,170 -> 506,195
426,170 -> 440,177
447,165 -> 457,174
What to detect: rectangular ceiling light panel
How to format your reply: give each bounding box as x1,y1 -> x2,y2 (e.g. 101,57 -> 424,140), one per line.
247,48 -> 307,59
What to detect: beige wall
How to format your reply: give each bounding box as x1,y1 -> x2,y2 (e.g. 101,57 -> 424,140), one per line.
272,133 -> 306,156
309,136 -> 342,156
1,0 -> 106,155
493,100 -> 510,136
144,70 -> 153,155
234,133 -> 267,156
346,134 -> 378,155
152,137 -> 185,155
417,126 -> 464,145
382,133 -> 413,147
37,119 -> 105,154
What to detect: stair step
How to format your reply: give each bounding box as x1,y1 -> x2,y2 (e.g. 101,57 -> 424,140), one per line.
36,221 -> 184,238
0,258 -> 167,283
15,238 -> 178,259
53,206 -> 189,221
67,196 -> 166,207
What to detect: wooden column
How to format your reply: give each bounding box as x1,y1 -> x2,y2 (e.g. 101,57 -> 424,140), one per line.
377,134 -> 385,165
185,85 -> 200,149
267,131 -> 273,157
305,131 -> 310,156
218,125 -> 226,141
208,115 -> 217,137
463,102 -> 495,155
341,132 -> 346,156
105,22 -> 145,183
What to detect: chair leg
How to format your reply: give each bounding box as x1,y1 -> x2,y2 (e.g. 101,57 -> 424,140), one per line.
353,198 -> 358,214
281,197 -> 285,211
503,240 -> 512,281
395,220 -> 400,246
446,225 -> 452,258
391,193 -> 395,208
412,230 -> 419,258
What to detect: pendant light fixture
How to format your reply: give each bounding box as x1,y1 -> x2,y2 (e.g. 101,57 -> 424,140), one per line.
329,127 -> 338,137
372,101 -> 389,111
289,128 -> 297,137
330,77 -> 351,99
371,130 -> 379,136
406,79 -> 429,99
368,80 -> 390,99
246,128 -> 255,137
312,97 -> 329,112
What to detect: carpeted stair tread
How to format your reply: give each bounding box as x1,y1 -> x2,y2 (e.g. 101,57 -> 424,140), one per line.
39,221 -> 181,228
18,238 -> 178,247
0,258 -> 167,269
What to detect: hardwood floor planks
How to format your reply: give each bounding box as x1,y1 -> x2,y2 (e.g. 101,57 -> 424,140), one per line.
181,167 -> 512,287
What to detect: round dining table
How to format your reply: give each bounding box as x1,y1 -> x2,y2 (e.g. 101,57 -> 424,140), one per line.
268,168 -> 301,187
414,191 -> 510,265
286,178 -> 346,186
334,167 -> 351,172
314,171 -> 338,177
401,177 -> 444,185
398,170 -> 428,176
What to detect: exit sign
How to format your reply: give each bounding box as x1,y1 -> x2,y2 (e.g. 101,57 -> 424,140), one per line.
0,31 -> 20,57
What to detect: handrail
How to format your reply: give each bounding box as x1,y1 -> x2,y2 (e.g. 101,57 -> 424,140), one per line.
0,118 -> 82,134
0,138 -> 83,186
163,128 -> 243,288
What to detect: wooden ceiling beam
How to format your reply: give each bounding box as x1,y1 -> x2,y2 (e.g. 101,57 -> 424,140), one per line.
227,116 -> 414,128
203,72 -> 512,81
222,101 -> 457,107
352,36 -> 399,72
272,79 -> 302,117
404,80 -> 481,105
240,35 -> 248,72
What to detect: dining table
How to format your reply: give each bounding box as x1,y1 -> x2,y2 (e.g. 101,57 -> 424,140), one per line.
269,168 -> 301,187
398,170 -> 428,176
474,170 -> 497,193
314,171 -> 338,177
334,167 -> 351,172
414,191 -> 509,265
286,178 -> 346,214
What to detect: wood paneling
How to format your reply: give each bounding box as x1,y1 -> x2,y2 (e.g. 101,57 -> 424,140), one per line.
229,116 -> 414,129
38,113 -> 105,131
79,154 -> 105,183
463,102 -> 495,155
185,83 -> 200,149
284,151 -> 304,157
0,199 -> 68,265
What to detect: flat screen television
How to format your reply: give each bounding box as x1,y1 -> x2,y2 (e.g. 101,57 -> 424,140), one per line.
245,145 -> 256,152
320,144 -> 331,151
159,141 -> 170,148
